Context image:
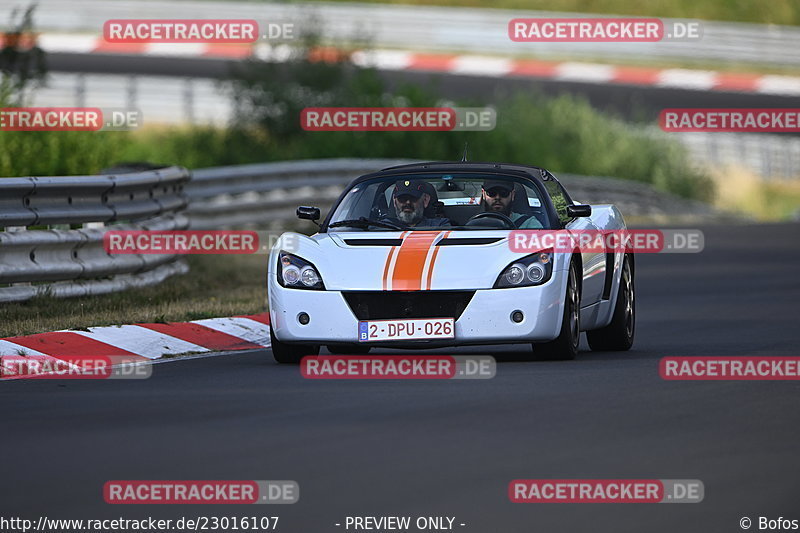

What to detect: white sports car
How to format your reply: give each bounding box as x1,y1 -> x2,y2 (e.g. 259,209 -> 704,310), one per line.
268,162 -> 634,363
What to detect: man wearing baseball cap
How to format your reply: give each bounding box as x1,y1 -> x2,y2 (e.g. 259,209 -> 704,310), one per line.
389,179 -> 450,227
481,179 -> 543,229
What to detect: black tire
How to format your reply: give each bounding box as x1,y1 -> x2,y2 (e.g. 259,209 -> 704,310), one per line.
533,261 -> 580,361
270,325 -> 319,364
587,255 -> 635,351
326,344 -> 371,355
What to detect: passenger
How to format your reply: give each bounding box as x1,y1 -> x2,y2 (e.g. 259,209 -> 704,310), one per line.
481,179 -> 543,229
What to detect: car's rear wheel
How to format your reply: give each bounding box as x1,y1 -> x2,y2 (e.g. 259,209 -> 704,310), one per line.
587,255 -> 635,351
532,261 -> 580,361
326,343 -> 371,355
270,325 -> 319,364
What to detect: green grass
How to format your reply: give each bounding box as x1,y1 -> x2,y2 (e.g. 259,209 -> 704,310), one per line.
0,130 -> 128,177
302,0 -> 800,26
710,167 -> 800,221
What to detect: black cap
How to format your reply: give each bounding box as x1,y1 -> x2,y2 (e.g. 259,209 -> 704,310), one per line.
482,179 -> 513,192
394,179 -> 427,198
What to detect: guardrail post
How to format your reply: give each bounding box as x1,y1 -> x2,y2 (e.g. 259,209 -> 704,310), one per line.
184,79 -> 195,124
75,73 -> 86,108
126,75 -> 137,110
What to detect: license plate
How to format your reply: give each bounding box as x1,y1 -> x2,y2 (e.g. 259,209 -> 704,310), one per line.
358,318 -> 455,342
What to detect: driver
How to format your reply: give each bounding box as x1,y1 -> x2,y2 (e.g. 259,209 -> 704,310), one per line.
388,180 -> 450,227
481,179 -> 543,229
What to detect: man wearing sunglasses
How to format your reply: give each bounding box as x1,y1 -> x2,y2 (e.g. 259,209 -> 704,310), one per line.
481,179 -> 543,229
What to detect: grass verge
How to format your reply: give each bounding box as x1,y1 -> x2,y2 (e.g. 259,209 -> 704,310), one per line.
710,167 -> 800,221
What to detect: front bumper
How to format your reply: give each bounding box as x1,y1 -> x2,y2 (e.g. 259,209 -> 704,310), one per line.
269,275 -> 566,347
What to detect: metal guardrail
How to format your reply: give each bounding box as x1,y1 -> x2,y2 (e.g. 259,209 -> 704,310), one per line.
0,166 -> 190,303
674,132 -> 800,181
186,159 -> 410,229
0,166 -> 188,227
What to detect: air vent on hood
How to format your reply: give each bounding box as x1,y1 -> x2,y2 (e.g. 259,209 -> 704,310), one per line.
343,239 -> 404,246
342,237 -> 503,246
436,237 -> 503,246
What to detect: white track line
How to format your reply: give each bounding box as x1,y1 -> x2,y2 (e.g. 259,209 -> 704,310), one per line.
38,34 -> 97,54
757,75 -> 800,96
0,340 -> 48,357
71,325 -> 211,359
143,43 -> 208,57
555,62 -> 615,83
352,49 -> 413,70
451,55 -> 513,77
192,317 -> 271,347
657,69 -> 717,90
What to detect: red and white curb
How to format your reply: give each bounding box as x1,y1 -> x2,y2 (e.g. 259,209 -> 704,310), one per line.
0,313 -> 271,379
33,33 -> 800,96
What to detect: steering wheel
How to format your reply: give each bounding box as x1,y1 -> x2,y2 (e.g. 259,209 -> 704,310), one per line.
465,211 -> 516,229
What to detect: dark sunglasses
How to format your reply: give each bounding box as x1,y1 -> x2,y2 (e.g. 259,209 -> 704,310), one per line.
396,194 -> 421,203
485,188 -> 511,198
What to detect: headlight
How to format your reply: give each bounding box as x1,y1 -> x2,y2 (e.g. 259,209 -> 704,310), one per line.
505,264 -> 526,285
494,251 -> 553,288
277,252 -> 325,290
300,266 -> 320,287
527,263 -> 545,283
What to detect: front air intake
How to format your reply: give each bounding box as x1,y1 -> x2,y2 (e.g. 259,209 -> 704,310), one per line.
342,291 -> 475,320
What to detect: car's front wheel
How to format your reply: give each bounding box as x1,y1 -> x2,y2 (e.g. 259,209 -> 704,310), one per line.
532,261 -> 580,361
587,255 -> 635,351
270,325 -> 319,364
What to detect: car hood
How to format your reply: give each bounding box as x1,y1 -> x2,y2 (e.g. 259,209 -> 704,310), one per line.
271,230 -> 547,291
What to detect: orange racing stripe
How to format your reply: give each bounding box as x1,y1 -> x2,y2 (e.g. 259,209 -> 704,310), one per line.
424,230 -> 451,290
382,231 -> 407,290
389,231 -> 443,291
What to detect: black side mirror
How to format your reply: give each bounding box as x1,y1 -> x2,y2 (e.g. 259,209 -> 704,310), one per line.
297,206 -> 321,221
566,204 -> 592,218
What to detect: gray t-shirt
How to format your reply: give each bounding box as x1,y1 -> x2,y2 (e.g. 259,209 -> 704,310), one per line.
510,212 -> 543,229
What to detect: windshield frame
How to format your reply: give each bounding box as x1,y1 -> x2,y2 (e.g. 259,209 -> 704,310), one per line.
319,168 -> 560,232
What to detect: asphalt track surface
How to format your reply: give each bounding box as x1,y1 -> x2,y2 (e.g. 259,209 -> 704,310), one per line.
3,222 -> 800,532
48,53 -> 800,121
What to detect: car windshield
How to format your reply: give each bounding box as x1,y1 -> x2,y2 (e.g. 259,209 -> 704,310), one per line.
327,173 -> 551,231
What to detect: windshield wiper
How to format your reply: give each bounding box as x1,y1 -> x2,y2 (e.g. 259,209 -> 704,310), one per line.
328,217 -> 404,230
